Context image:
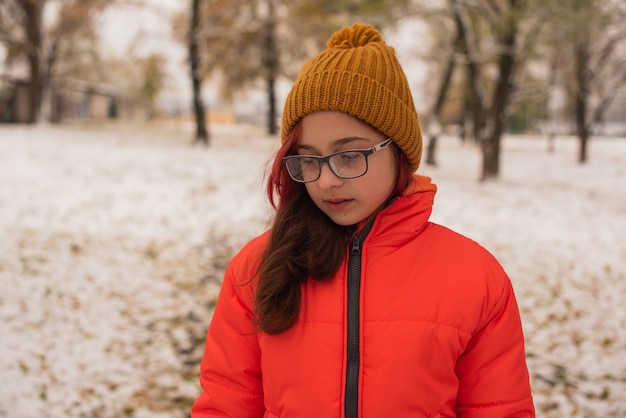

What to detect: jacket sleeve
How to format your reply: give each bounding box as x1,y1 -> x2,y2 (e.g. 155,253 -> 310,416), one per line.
191,248 -> 264,417
454,257 -> 535,417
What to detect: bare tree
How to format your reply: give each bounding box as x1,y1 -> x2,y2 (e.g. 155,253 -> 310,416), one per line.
0,0 -> 110,123
0,0 -> 45,123
549,0 -> 626,163
189,0 -> 209,144
261,0 -> 279,134
171,0 -> 412,136
424,20 -> 461,166
449,0 -> 529,181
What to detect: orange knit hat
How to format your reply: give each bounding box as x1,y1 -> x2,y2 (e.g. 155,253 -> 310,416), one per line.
281,23 -> 422,171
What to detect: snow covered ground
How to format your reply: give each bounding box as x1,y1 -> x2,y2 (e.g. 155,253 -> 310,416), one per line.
0,122 -> 624,417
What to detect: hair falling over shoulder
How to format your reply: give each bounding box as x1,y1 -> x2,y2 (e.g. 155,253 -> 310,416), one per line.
256,123 -> 355,335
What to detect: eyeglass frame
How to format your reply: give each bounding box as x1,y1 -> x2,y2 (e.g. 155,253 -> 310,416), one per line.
282,138 -> 394,183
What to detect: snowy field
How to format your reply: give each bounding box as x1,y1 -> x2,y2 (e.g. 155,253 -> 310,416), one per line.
0,122 -> 625,417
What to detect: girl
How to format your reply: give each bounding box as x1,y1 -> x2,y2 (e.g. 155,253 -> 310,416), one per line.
192,23 -> 535,418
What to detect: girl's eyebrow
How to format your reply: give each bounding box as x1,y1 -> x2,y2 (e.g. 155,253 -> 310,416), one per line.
297,136 -> 371,152
335,136 -> 371,146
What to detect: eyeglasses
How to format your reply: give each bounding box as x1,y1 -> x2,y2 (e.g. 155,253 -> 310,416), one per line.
282,138 -> 393,183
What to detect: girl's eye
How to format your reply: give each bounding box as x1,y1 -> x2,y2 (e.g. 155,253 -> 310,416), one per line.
300,157 -> 318,168
337,152 -> 361,163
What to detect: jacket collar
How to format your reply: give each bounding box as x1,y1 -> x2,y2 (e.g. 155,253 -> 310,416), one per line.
365,174 -> 437,247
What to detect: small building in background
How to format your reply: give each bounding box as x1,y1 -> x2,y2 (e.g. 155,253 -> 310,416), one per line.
0,76 -> 143,124
0,78 -> 31,123
50,81 -> 141,122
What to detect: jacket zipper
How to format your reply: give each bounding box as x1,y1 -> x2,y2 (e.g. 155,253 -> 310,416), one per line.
344,221 -> 374,418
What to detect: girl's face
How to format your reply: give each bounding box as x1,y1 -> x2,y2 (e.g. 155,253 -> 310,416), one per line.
299,111 -> 397,226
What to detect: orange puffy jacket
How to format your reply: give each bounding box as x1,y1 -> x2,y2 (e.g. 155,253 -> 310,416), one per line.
192,175 -> 535,417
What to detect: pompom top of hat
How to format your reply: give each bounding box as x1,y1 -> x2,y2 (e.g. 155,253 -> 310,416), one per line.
327,23 -> 384,49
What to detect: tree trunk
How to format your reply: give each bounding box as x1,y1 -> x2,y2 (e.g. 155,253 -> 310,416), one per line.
262,0 -> 279,135
425,35 -> 458,166
38,39 -> 59,123
577,126 -> 589,163
574,43 -> 590,163
481,47 -> 515,181
20,0 -> 44,124
450,0 -> 486,144
575,87 -> 589,163
425,134 -> 439,166
26,49 -> 41,124
267,74 -> 277,135
189,0 -> 209,145
480,0 -> 521,181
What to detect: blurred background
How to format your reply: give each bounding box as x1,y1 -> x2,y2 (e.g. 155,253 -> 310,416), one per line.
1,0 -> 624,167
1,0 -> 625,417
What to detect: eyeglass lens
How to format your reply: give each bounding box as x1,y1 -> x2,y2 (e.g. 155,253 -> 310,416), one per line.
285,151 -> 368,182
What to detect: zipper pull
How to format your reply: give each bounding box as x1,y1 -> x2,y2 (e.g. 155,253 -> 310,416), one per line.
351,238 -> 361,255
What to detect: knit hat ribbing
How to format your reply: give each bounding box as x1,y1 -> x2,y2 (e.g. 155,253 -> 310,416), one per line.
281,23 -> 422,171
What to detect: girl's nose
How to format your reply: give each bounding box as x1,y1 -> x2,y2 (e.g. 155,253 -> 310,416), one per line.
316,162 -> 344,189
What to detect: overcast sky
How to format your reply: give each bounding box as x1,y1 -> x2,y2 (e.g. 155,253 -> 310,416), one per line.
98,0 -> 191,107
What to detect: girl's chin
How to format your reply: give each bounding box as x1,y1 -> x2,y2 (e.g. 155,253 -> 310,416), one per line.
323,210 -> 365,227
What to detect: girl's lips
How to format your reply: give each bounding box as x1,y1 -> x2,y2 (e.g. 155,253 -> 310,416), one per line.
325,198 -> 352,211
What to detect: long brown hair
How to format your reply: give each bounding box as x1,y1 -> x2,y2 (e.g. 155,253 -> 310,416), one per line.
255,122 -> 413,335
